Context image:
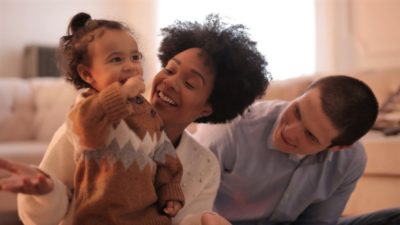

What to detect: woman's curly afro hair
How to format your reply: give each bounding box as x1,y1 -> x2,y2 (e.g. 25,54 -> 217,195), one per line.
158,14 -> 271,123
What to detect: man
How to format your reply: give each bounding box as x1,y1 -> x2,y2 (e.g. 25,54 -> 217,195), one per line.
194,75 -> 400,225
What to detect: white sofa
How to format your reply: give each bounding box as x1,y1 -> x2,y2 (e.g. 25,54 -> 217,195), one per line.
1,69 -> 400,218
0,77 -> 78,215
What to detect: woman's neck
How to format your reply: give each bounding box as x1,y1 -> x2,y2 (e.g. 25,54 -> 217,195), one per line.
164,124 -> 185,148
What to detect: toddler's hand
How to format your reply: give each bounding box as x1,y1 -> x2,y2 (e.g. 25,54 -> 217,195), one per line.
0,158 -> 54,195
163,200 -> 182,217
121,76 -> 145,99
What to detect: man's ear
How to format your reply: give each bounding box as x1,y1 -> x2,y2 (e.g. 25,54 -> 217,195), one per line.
328,145 -> 350,152
77,64 -> 94,85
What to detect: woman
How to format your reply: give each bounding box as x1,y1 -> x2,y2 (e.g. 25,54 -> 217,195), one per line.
0,14 -> 270,225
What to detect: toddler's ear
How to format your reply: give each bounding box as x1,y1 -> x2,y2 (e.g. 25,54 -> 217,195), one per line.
77,64 -> 94,84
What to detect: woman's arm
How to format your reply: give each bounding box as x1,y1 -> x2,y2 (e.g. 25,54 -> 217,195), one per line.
0,158 -> 53,195
173,137 -> 221,225
175,166 -> 220,225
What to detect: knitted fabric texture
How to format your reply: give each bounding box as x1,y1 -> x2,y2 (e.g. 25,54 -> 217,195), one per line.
67,82 -> 184,225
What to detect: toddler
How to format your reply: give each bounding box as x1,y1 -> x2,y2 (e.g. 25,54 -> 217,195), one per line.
59,12 -> 184,225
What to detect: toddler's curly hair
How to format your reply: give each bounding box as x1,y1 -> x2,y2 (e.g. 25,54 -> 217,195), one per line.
58,12 -> 133,89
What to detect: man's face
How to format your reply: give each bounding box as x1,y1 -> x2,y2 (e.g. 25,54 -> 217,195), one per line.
272,88 -> 340,155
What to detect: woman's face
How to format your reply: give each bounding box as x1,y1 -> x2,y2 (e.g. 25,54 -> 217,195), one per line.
151,48 -> 215,133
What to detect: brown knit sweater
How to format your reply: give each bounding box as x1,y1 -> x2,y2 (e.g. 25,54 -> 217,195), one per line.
67,82 -> 184,225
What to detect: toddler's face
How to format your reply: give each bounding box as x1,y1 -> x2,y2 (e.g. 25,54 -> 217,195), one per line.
81,29 -> 143,91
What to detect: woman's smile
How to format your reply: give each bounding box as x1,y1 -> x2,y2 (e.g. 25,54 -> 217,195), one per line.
158,91 -> 178,106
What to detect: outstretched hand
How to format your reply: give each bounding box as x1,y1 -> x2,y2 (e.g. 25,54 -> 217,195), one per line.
0,158 -> 53,195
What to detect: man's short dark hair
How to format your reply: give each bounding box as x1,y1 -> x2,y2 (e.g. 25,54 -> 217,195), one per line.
307,75 -> 378,146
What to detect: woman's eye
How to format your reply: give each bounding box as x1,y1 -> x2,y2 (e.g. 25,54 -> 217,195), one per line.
185,81 -> 195,89
163,68 -> 173,75
131,52 -> 143,61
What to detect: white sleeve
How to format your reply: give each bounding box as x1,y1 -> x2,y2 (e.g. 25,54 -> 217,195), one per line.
17,123 -> 75,225
173,133 -> 221,225
175,166 -> 220,225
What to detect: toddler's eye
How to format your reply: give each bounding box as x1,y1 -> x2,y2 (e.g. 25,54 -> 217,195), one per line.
131,52 -> 143,61
110,57 -> 122,63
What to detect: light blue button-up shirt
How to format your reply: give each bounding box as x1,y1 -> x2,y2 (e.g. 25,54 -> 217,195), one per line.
193,100 -> 367,225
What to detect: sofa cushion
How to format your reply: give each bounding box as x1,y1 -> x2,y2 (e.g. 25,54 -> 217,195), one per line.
352,68 -> 400,106
31,78 -> 77,141
0,78 -> 34,141
0,141 -> 48,164
262,75 -> 314,101
361,131 -> 400,175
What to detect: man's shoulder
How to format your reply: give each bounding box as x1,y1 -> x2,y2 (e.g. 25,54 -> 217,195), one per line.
331,141 -> 367,170
246,100 -> 288,117
241,100 -> 288,123
338,141 -> 366,160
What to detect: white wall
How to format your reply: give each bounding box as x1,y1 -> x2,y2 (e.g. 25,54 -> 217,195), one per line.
0,0 -> 158,80
316,0 -> 400,74
1,0 -> 399,80
157,0 -> 316,80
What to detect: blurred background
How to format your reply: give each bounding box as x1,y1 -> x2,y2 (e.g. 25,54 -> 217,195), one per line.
0,1 -> 400,223
0,0 -> 399,81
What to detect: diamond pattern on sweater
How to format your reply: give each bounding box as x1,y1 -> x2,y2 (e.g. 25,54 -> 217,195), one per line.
84,138 -> 154,170
154,138 -> 177,164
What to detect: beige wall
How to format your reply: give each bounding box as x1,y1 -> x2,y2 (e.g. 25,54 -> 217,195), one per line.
0,0 -> 158,80
1,0 -> 399,79
316,0 -> 400,74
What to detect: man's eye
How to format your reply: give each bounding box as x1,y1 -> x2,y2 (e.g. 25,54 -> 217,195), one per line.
131,52 -> 143,61
306,130 -> 319,143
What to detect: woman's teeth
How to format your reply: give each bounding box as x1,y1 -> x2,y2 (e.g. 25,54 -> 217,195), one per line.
159,91 -> 177,105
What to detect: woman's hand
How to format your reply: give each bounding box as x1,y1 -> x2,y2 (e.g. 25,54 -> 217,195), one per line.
201,212 -> 232,225
0,158 -> 53,195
